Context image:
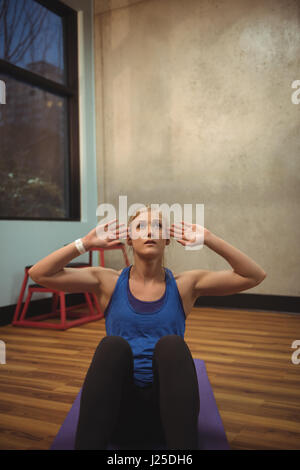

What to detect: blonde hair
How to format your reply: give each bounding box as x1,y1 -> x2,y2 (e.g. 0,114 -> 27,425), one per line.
127,204 -> 170,267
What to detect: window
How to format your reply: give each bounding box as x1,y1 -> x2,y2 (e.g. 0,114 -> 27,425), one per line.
0,0 -> 80,220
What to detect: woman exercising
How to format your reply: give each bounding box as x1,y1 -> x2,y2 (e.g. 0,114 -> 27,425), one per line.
29,205 -> 267,450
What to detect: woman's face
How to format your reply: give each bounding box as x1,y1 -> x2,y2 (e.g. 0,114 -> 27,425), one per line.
128,210 -> 170,259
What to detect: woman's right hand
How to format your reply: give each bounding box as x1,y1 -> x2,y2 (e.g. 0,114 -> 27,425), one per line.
82,219 -> 128,250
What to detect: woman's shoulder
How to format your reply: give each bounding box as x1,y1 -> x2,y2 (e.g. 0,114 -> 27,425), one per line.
94,266 -> 126,301
171,269 -> 193,282
169,269 -> 200,318
171,269 -> 198,293
96,266 -> 124,287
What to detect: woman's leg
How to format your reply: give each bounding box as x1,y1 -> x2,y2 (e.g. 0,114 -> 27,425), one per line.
152,334 -> 200,450
74,335 -> 135,450
111,383 -> 166,449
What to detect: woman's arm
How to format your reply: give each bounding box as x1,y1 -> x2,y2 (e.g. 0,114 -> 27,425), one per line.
28,219 -> 127,294
204,232 -> 267,281
28,237 -> 92,280
170,222 -> 267,297
28,237 -> 103,294
28,219 -> 127,279
192,232 -> 267,296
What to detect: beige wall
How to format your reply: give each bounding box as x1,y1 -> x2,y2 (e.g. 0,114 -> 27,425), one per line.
94,0 -> 300,296
94,0 -> 145,15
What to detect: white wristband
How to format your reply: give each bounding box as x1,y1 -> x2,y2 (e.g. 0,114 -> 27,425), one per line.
75,238 -> 86,254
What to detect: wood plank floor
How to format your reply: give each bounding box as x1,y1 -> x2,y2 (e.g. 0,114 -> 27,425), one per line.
0,306 -> 300,450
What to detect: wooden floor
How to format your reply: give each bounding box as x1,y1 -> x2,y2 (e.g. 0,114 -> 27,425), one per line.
0,306 -> 300,450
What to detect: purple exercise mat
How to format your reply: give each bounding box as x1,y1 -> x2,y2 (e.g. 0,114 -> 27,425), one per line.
50,359 -> 230,450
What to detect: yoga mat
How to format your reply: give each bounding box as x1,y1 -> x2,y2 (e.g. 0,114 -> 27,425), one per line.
50,359 -> 230,450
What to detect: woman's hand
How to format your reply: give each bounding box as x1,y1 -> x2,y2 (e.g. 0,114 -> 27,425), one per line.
82,218 -> 128,250
169,221 -> 211,247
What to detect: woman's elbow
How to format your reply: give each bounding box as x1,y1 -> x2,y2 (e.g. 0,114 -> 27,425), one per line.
258,272 -> 267,283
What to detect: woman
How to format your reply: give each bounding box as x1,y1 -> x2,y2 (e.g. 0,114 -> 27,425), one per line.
29,205 -> 267,450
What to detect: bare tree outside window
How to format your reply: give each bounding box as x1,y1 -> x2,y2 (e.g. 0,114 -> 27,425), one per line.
0,0 -> 65,82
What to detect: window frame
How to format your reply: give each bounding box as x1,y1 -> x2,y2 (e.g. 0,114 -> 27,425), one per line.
0,0 -> 80,221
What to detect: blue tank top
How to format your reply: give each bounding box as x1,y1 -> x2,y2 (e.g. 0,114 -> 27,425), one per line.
104,264 -> 186,387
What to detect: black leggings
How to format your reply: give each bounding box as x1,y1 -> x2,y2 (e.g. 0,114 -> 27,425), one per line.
74,334 -> 200,450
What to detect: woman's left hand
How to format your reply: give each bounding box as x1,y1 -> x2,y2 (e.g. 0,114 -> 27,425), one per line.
169,221 -> 211,247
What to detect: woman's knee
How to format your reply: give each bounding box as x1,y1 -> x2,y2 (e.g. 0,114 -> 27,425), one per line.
97,335 -> 131,349
153,335 -> 189,364
153,336 -> 199,400
154,334 -> 186,354
94,335 -> 133,365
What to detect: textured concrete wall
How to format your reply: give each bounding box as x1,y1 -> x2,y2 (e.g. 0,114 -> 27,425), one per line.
94,0 -> 300,296
95,0 -> 145,15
